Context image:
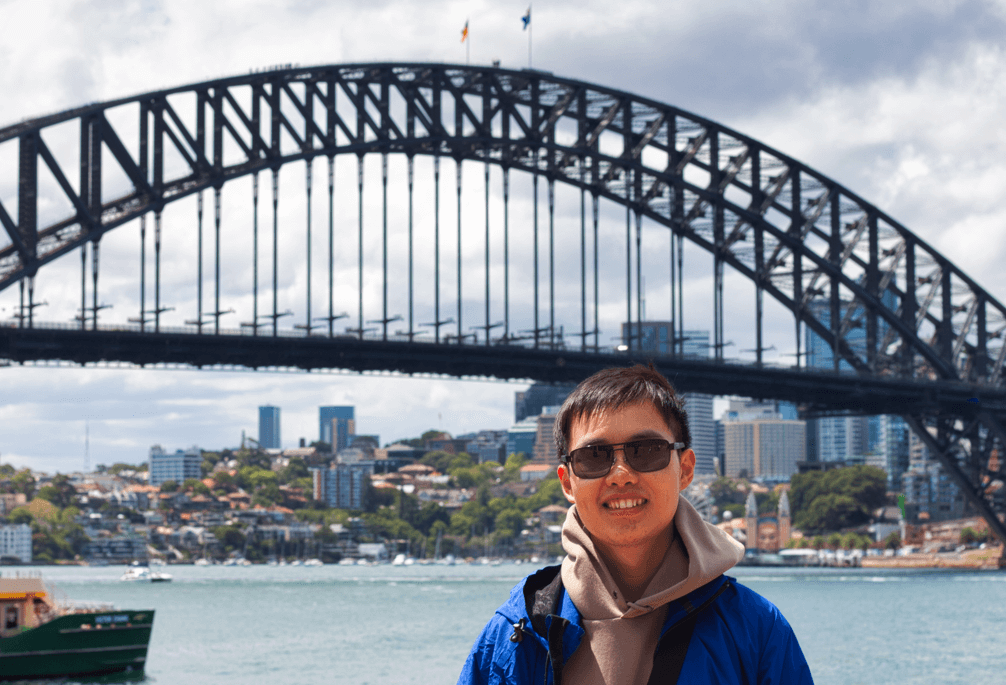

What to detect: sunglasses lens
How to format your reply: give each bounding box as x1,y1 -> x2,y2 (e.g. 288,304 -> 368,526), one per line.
569,447 -> 612,478
626,439 -> 672,472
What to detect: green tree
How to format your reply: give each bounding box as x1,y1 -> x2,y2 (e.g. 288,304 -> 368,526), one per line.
449,465 -> 492,489
413,502 -> 450,536
37,474 -> 77,509
502,453 -> 530,483
159,480 -> 179,493
884,531 -> 901,550
959,527 -> 985,545
494,508 -> 526,542
212,525 -> 246,551
11,469 -> 36,500
796,493 -> 864,533
840,532 -> 861,550
278,457 -> 309,483
212,471 -> 236,489
709,477 -> 749,508
7,507 -> 33,525
756,490 -> 780,515
721,503 -> 745,519
790,465 -> 886,533
420,450 -> 457,474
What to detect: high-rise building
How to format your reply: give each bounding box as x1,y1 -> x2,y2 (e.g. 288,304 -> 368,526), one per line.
683,393 -> 716,475
507,418 -> 539,459
515,384 -> 575,423
311,464 -> 366,509
258,406 -> 281,449
148,445 -> 202,486
532,406 -> 562,463
902,427 -> 964,521
723,420 -> 805,480
319,406 -> 355,451
722,400 -> 805,480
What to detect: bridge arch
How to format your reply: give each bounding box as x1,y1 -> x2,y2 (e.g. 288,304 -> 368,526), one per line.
1,62 -> 1001,388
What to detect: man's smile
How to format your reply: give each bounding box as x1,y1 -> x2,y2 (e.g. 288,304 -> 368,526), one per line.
603,497 -> 647,510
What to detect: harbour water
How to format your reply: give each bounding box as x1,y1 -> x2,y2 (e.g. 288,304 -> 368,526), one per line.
27,563 -> 1006,684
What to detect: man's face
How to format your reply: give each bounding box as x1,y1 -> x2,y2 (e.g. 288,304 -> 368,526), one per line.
557,401 -> 696,559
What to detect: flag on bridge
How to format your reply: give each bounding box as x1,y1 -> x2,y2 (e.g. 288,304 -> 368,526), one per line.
461,20 -> 469,42
522,7 -> 531,30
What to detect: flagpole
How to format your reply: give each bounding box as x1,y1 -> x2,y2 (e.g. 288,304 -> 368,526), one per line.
528,5 -> 533,68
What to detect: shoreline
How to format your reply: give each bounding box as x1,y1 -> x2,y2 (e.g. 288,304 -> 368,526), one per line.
860,546 -> 1004,570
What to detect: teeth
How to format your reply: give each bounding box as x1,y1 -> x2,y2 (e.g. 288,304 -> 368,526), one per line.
607,498 -> 644,510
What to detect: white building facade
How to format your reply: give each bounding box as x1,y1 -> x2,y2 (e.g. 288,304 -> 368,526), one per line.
149,445 -> 202,486
0,524 -> 32,563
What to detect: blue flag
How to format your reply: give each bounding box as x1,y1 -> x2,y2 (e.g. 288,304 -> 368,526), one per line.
522,7 -> 531,29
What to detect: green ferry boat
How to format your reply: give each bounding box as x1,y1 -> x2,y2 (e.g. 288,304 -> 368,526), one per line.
0,575 -> 154,680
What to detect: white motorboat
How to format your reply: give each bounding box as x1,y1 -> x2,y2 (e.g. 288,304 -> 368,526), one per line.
120,565 -> 173,583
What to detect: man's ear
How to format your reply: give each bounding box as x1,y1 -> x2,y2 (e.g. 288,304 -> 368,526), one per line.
678,448 -> 696,490
557,464 -> 576,504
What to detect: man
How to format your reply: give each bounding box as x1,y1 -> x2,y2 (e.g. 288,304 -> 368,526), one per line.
458,365 -> 813,684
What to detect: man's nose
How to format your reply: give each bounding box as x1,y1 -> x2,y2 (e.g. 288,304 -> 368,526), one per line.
605,449 -> 638,483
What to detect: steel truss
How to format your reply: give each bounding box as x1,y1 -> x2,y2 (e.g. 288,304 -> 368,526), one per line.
1,63 -> 1005,545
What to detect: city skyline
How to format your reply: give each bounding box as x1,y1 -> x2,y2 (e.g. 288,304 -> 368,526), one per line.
3,2 -> 1006,471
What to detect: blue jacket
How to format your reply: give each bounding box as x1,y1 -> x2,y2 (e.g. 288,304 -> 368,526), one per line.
458,565 -> 813,685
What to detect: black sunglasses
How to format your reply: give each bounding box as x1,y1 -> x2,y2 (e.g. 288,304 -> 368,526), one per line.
560,438 -> 686,479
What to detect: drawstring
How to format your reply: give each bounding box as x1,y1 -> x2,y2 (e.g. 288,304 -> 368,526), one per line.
510,618 -> 528,643
627,601 -> 654,612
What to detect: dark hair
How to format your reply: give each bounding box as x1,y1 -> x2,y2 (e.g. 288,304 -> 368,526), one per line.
552,364 -> 691,459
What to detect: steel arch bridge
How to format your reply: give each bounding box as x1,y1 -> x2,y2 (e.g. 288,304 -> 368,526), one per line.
1,62 -> 1004,546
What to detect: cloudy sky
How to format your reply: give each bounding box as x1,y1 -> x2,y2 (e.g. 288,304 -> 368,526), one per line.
1,0 -> 1006,472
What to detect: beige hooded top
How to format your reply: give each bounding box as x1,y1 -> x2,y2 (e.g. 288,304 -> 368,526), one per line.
559,496 -> 745,685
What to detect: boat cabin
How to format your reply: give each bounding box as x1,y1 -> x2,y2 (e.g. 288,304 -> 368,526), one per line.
0,577 -> 52,637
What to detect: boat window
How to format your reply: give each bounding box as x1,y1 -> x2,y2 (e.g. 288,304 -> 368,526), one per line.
5,606 -> 18,630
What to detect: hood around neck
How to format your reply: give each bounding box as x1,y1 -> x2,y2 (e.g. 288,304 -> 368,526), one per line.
560,495 -> 744,621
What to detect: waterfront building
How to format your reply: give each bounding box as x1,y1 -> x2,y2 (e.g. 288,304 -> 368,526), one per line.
0,524 -> 31,563
148,445 -> 201,487
311,463 -> 366,509
722,401 -> 805,480
507,418 -> 538,459
319,406 -> 355,451
80,535 -> 146,564
258,406 -> 281,449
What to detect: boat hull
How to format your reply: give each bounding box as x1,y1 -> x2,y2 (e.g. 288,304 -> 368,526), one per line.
0,610 -> 154,681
